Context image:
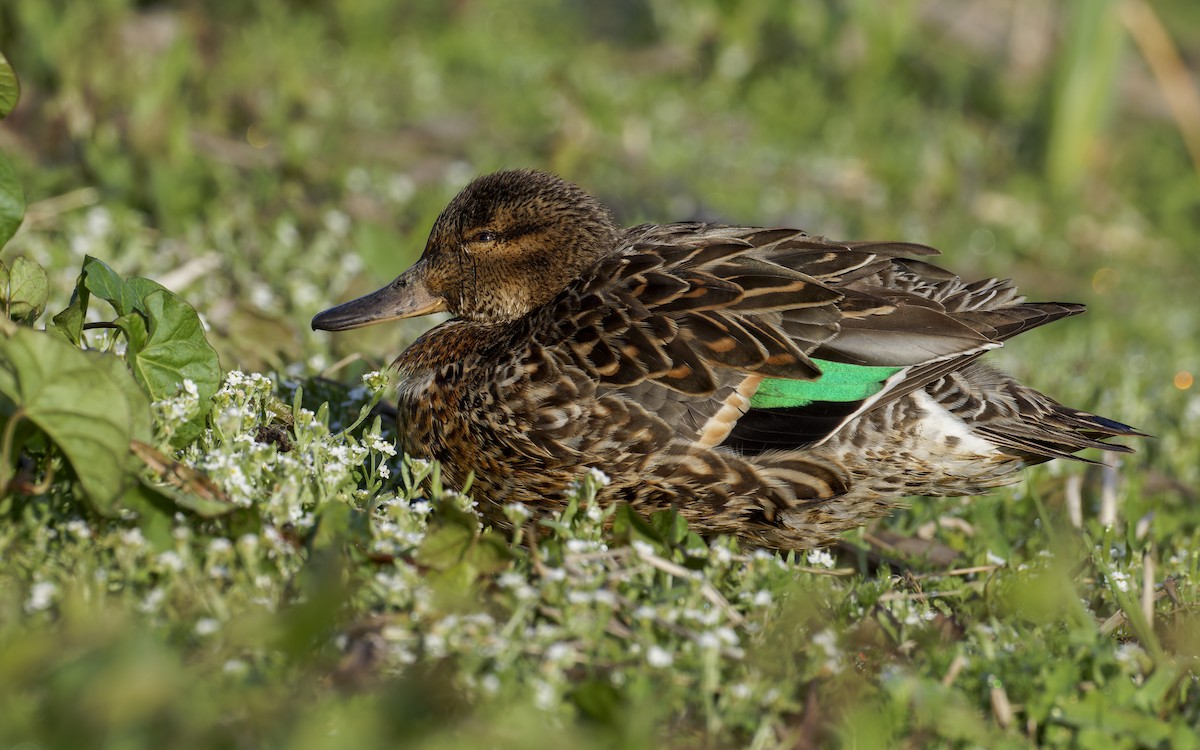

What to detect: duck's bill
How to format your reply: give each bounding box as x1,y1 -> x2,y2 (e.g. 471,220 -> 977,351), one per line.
311,262 -> 448,331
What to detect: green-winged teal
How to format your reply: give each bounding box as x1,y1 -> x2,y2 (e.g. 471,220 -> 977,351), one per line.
313,169 -> 1138,550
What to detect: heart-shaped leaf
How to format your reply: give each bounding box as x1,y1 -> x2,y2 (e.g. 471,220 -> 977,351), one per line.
0,328 -> 150,515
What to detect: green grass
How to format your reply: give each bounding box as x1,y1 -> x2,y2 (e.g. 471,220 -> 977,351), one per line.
2,1 -> 1199,747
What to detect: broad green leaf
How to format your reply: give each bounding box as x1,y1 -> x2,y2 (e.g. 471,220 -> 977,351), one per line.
50,283 -> 90,344
120,288 -> 220,445
0,150 -> 24,249
611,503 -> 668,548
416,522 -> 512,575
3,256 -> 49,321
0,51 -> 18,120
0,328 -> 149,516
81,255 -> 142,317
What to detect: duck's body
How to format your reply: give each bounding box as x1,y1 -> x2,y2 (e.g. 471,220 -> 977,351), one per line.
314,171 -> 1137,550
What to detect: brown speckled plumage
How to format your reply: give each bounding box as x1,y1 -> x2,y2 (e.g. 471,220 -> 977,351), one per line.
313,169 -> 1139,551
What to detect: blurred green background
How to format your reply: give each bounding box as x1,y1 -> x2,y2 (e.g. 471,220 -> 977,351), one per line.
2,0 -> 1200,747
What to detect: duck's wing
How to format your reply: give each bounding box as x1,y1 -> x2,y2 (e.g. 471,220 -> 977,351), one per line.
536,223 -> 1061,449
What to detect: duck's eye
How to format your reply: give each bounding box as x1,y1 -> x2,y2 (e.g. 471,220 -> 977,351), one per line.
470,231 -> 498,243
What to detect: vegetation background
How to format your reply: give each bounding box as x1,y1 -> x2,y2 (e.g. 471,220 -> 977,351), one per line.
1,0 -> 1199,747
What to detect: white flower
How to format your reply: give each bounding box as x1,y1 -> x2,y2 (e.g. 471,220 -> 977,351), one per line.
120,528 -> 146,548
806,549 -> 836,568
646,645 -> 674,668
587,467 -> 611,487
1109,570 -> 1131,593
631,540 -> 657,559
986,550 -> 1007,566
139,588 -> 166,614
25,581 -> 57,613
752,590 -> 773,606
812,629 -> 843,674
223,659 -> 249,675
479,673 -> 501,695
195,618 -> 220,636
158,551 -> 185,572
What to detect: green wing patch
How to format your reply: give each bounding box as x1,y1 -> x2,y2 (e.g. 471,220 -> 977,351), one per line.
749,358 -> 904,409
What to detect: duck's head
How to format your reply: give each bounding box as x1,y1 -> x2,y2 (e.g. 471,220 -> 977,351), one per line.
312,169 -> 618,331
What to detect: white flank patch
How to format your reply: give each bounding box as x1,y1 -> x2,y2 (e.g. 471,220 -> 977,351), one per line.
908,390 -> 1001,457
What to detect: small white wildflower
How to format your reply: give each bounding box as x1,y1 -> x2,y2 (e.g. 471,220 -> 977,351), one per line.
546,643 -> 572,662
730,683 -> 751,700
1109,570 -> 1131,593
324,209 -> 351,236
541,567 -> 566,582
1115,643 -> 1145,667
139,588 -> 166,614
503,502 -> 531,523
812,629 -> 843,674
587,467 -> 611,487
158,551 -> 185,572
806,549 -> 836,568
753,590 -> 773,607
361,370 -> 390,393
410,500 -> 432,515
646,645 -> 673,668
121,528 -> 146,548
533,680 -> 557,711
365,432 -> 397,456
696,631 -> 720,650
64,519 -> 92,539
714,623 -> 738,643
209,538 -> 233,554
25,581 -> 57,613
480,673 -> 501,696
631,540 -> 657,559
378,463 -> 391,479
223,659 -> 249,675
497,572 -> 525,589
195,618 -> 220,636
986,550 -> 1007,566
710,545 -> 733,564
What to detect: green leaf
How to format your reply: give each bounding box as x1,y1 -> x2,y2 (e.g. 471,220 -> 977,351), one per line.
81,255 -> 143,317
51,273 -> 91,345
2,256 -> 49,321
0,51 -> 19,120
0,150 -> 25,249
417,520 -> 512,575
309,501 -> 372,554
0,328 -> 150,515
611,503 -> 668,548
571,679 -> 625,726
120,288 -> 221,445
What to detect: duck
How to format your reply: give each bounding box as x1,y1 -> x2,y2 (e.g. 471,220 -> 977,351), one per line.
312,169 -> 1139,551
